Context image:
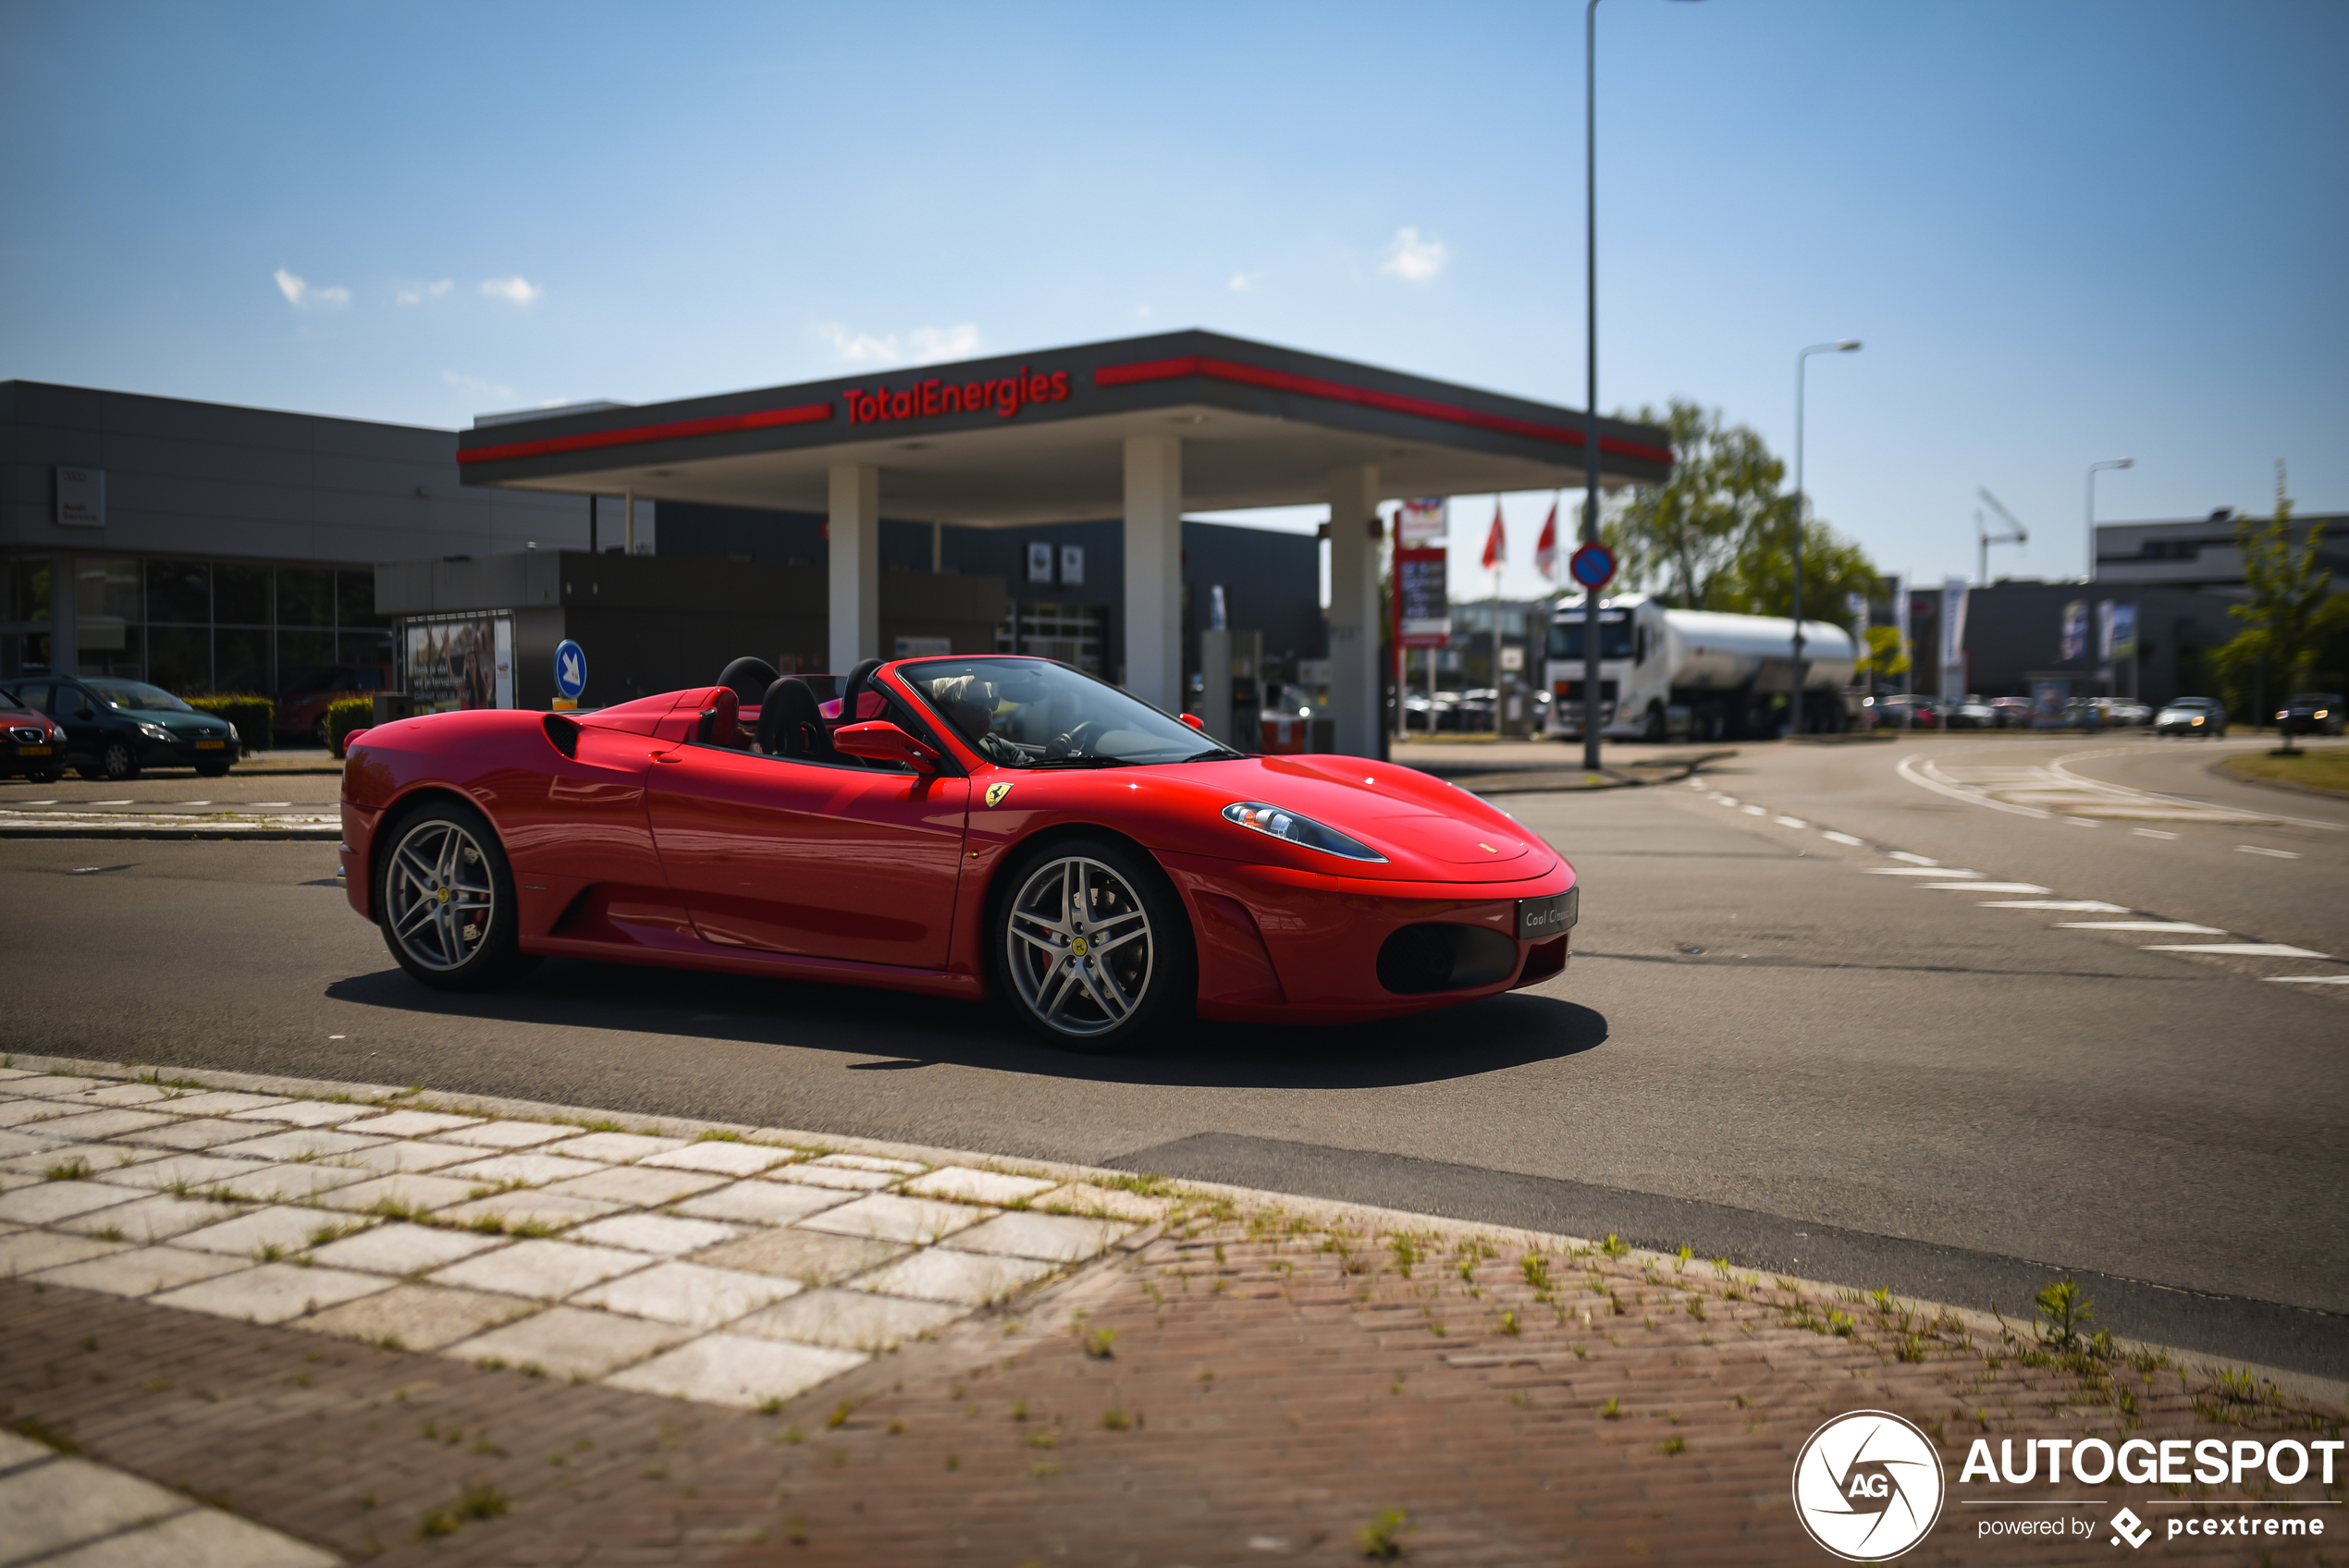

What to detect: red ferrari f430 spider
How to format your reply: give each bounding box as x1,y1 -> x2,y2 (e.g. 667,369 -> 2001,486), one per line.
339,655 -> 1577,1049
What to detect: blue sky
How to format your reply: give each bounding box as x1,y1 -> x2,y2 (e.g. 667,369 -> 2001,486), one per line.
2,0 -> 2342,600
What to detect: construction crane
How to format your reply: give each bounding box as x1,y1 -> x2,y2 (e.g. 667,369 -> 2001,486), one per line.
1976,488 -> 2028,584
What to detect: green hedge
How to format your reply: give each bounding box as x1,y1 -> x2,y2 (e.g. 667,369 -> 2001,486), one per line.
185,694 -> 274,753
326,697 -> 375,759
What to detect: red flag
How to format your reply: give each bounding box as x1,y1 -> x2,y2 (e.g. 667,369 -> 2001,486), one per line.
1481,500 -> 1507,571
1534,499 -> 1559,582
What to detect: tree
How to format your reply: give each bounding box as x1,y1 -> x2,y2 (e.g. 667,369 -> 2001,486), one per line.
1856,624 -> 1910,688
2220,484 -> 2332,753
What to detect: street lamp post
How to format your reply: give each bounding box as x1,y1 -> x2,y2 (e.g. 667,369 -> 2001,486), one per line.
1789,339 -> 1861,734
2085,459 -> 2134,582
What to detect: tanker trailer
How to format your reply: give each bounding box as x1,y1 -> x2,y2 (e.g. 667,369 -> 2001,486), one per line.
1543,594 -> 1857,741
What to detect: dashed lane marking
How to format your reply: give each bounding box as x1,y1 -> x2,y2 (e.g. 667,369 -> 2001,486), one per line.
1865,867 -> 1981,877
2133,828 -> 2179,839
2268,975 -> 2349,985
1979,900 -> 2130,912
1775,815 -> 1808,828
1821,830 -> 1863,846
2237,845 -> 2303,859
1888,851 -> 1938,865
2143,943 -> 2332,960
1923,881 -> 2050,893
2057,921 -> 2228,934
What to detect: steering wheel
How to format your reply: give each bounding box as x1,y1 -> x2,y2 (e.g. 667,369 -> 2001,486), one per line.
1045,720 -> 1102,760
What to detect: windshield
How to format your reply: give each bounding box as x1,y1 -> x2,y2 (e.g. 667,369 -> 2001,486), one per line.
1547,615 -> 1634,661
85,679 -> 193,714
896,657 -> 1235,769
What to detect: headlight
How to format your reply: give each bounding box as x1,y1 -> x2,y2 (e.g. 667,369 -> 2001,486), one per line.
1222,802 -> 1386,863
137,722 -> 174,741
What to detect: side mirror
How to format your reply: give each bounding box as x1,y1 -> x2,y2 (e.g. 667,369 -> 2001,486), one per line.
833,720 -> 940,775
1178,712 -> 1206,731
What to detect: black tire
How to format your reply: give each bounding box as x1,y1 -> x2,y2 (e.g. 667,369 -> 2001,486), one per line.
25,766 -> 64,785
989,833 -> 1195,1052
1642,704 -> 1666,743
375,799 -> 533,990
80,740 -> 139,782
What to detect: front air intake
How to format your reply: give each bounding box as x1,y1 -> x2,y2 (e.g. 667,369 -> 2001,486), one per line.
1375,923 -> 1519,995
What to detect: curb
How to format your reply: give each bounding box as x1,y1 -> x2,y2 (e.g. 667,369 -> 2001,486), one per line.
0,824 -> 338,840
13,1047 -> 2340,1415
1445,749 -> 1739,795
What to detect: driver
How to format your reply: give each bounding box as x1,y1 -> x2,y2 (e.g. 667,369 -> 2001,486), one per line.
929,674 -> 1024,764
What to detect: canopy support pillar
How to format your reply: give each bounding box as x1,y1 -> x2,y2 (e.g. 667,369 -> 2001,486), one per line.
1326,464 -> 1383,757
1122,435 -> 1183,708
828,463 -> 879,673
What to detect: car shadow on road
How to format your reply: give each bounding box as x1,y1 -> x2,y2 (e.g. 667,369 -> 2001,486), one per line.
320,961 -> 1605,1091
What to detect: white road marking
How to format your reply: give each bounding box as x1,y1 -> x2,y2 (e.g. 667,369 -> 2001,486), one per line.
1713,795 -> 1739,806
248,802 -> 292,807
2266,975 -> 2349,985
1925,881 -> 2051,893
88,800 -> 131,806
1900,749 -> 2306,825
1888,851 -> 1937,865
171,801 -> 211,806
1866,867 -> 1981,877
2049,747 -> 2343,832
1980,900 -> 2130,912
1775,816 -> 1807,828
1740,804 -> 1765,815
2236,845 -> 2302,859
2058,921 -> 2228,934
18,800 -> 55,805
2065,816 -> 2102,827
1820,830 -> 1863,846
2133,828 -> 2179,839
2144,943 -> 2332,960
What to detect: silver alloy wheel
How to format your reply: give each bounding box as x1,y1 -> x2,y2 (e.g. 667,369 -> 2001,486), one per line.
385,817 -> 498,973
1004,854 -> 1155,1039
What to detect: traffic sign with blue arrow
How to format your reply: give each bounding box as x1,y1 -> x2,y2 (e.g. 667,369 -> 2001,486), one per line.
554,640 -> 586,702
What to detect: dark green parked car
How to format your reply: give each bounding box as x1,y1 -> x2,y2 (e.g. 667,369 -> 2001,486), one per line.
0,676 -> 241,780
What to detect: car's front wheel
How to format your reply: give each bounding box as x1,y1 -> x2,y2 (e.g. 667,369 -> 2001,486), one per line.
79,740 -> 139,782
377,801 -> 533,990
991,836 -> 1194,1051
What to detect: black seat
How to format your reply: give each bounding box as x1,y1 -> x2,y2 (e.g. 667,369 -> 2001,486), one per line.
756,678 -> 835,760
840,658 -> 886,722
718,656 -> 781,710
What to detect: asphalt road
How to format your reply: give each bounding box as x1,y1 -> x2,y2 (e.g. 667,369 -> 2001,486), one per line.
5,733 -> 2343,1378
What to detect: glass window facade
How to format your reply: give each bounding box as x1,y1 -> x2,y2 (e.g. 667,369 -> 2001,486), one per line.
0,554 -> 394,693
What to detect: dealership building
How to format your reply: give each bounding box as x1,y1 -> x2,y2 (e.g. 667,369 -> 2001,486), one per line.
4,335 -> 1675,753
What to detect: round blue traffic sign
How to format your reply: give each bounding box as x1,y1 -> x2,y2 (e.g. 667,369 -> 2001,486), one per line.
1568,542 -> 1617,591
554,640 -> 587,701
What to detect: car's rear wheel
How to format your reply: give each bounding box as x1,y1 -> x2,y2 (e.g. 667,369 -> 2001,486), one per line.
991,836 -> 1193,1051
79,740 -> 139,782
377,801 -> 533,990
195,761 -> 232,778
25,765 -> 64,784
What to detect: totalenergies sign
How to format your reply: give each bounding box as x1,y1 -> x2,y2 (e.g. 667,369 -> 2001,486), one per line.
842,366 -> 1072,427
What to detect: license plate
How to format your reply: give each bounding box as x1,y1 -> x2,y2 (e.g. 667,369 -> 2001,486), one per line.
1517,888 -> 1578,940
195,739 -> 226,750
15,744 -> 51,756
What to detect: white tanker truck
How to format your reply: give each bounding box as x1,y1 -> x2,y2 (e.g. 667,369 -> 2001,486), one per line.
1542,593 -> 1858,741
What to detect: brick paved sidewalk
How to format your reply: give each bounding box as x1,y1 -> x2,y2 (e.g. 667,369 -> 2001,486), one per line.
2,1056 -> 2340,1565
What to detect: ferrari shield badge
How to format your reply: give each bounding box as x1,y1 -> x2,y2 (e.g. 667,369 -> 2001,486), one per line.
984,781 -> 1015,807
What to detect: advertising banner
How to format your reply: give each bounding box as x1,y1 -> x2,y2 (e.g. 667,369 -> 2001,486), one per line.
2060,599 -> 2089,662
1396,547 -> 1450,648
1396,497 -> 1448,545
1940,577 -> 1969,697
2099,600 -> 2137,661
403,613 -> 514,714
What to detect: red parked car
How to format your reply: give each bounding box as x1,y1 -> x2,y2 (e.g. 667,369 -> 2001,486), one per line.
1,695 -> 68,783
277,664 -> 394,747
339,655 -> 1579,1050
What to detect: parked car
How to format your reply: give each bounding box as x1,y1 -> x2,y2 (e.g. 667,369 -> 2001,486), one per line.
2276,693 -> 2343,738
0,676 -> 242,780
2154,697 -> 2229,738
2104,699 -> 2154,727
1863,694 -> 1939,729
1985,697 -> 2035,729
1946,698 -> 1999,729
276,664 -> 394,747
0,693 -> 68,783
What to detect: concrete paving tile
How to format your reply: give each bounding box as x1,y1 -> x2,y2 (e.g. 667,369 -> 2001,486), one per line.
1034,1182 -> 1174,1222
0,1098 -> 78,1127
223,1099 -> 360,1127
324,1138 -> 477,1175
848,1247 -> 1057,1306
312,1172 -> 482,1217
0,1129 -> 66,1159
0,1454 -> 186,1562
0,1428 -> 47,1465
152,1261 -> 391,1324
116,1118 -> 283,1152
572,1260 -> 801,1329
138,1091 -> 286,1117
799,1193 -> 990,1245
767,1162 -> 899,1191
902,1166 -> 1058,1206
207,1128 -> 387,1161
38,1500 -> 341,1567
436,1192 -> 625,1233
812,1153 -> 928,1174
338,1109 -> 477,1137
640,1141 -> 796,1177
544,1164 -> 728,1207
29,1244 -> 249,1297
14,1075 -> 110,1097
694,1228 -> 907,1285
539,1131 -> 693,1163
437,1151 -> 609,1186
430,1237 -> 658,1300
443,1305 -> 683,1378
672,1180 -> 851,1227
732,1287 -> 963,1352
0,1180 -> 142,1225
567,1213 -> 740,1257
944,1210 -> 1134,1263
0,1231 -> 129,1276
172,1205 -> 370,1257
23,1108 -> 177,1141
309,1222 -> 507,1276
192,1162 -> 370,1202
429,1118 -> 574,1149
0,1143 -> 141,1177
605,1332 -> 864,1407
301,1282 -> 538,1351
55,1192 -> 240,1242
65,1082 -> 173,1108
91,1153 -> 267,1192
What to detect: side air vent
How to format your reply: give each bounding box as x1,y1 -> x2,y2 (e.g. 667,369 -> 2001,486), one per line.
542,712 -> 582,759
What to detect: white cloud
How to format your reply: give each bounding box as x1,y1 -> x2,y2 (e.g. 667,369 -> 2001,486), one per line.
1378,227 -> 1448,284
396,278 -> 455,306
815,321 -> 981,367
479,276 -> 541,305
1136,304 -> 1153,319
442,369 -> 516,404
1228,271 -> 1266,293
273,268 -> 350,309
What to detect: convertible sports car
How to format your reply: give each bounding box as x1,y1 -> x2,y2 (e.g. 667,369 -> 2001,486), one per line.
339,655 -> 1577,1049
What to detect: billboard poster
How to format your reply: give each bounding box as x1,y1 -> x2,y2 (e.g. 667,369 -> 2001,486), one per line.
2060,599 -> 2089,662
2099,600 -> 2137,661
1396,498 -> 1448,545
1940,578 -> 1969,697
1396,547 -> 1450,647
403,613 -> 514,714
